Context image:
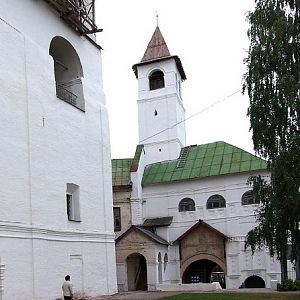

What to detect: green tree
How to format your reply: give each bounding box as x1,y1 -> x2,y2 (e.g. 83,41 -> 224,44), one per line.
243,0 -> 300,280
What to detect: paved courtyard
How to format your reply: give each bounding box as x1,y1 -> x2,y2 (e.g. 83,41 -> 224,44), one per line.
88,289 -> 300,300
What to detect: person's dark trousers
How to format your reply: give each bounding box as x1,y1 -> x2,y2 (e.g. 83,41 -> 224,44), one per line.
64,297 -> 72,300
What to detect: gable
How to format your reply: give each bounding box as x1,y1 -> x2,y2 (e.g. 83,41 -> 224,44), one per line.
116,226 -> 169,246
175,219 -> 227,243
176,220 -> 227,273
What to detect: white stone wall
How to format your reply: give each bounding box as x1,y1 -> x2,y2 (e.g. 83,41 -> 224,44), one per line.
141,171 -> 281,288
0,1 -> 117,299
136,59 -> 186,165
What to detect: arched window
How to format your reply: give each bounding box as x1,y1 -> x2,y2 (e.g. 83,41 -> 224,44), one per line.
49,36 -> 85,111
149,70 -> 165,90
179,198 -> 195,212
242,190 -> 258,205
207,195 -> 226,209
164,253 -> 168,272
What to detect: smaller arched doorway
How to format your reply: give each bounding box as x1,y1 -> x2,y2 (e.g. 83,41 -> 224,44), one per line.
244,276 -> 265,288
183,259 -> 226,288
126,253 -> 147,291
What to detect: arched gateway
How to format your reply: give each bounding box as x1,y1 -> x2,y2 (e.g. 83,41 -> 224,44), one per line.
175,220 -> 227,288
183,260 -> 226,288
244,275 -> 265,288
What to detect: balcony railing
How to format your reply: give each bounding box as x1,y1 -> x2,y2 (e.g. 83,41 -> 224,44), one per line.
56,79 -> 85,111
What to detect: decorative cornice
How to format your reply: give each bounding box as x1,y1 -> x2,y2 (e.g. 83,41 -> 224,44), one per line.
0,222 -> 115,243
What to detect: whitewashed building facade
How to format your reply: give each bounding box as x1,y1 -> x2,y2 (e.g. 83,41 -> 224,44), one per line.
0,1 -> 117,299
112,26 -> 282,292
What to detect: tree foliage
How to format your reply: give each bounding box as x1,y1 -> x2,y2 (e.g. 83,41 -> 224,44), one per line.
243,0 -> 300,269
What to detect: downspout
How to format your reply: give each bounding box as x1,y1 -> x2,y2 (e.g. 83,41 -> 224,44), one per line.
0,258 -> 5,300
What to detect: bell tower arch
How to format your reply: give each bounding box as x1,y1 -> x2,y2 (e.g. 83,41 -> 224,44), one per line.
133,26 -> 187,165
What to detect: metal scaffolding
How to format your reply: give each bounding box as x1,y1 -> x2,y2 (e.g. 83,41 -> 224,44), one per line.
44,0 -> 102,35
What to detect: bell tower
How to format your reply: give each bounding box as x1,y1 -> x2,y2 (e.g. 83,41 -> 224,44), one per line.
133,26 -> 187,165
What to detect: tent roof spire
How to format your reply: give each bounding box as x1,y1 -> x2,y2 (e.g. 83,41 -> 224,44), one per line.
141,26 -> 171,62
132,26 -> 186,80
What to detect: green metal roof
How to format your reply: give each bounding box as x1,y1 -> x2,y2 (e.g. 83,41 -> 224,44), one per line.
111,158 -> 133,188
142,141 -> 267,186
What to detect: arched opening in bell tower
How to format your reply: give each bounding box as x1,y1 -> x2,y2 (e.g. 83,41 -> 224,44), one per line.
149,70 -> 165,90
49,36 -> 85,111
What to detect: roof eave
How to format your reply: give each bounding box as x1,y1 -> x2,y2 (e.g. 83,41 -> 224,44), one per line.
132,55 -> 186,81
116,225 -> 170,246
142,167 -> 268,186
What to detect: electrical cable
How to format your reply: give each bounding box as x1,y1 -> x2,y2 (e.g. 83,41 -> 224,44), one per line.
140,88 -> 242,143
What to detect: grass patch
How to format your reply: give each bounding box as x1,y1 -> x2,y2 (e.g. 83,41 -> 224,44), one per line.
159,293 -> 300,300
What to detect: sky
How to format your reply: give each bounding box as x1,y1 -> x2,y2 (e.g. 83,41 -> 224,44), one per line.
95,0 -> 255,159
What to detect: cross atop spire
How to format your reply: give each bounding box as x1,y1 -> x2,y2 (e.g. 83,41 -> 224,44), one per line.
141,26 -> 171,62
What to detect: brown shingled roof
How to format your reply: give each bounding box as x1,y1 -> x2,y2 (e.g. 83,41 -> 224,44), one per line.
115,225 -> 170,246
141,26 -> 171,62
132,26 -> 186,80
142,216 -> 173,227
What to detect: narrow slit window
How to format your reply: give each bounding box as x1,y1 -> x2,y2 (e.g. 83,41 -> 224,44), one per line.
113,207 -> 121,231
66,183 -> 81,221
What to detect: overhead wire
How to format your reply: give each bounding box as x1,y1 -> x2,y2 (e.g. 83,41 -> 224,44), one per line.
140,88 -> 243,143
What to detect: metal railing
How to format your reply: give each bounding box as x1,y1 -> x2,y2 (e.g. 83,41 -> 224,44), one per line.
56,84 -> 78,106
56,79 -> 85,111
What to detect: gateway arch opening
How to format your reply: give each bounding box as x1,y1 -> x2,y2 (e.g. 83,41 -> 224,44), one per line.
126,253 -> 147,291
244,275 -> 265,288
183,259 -> 225,288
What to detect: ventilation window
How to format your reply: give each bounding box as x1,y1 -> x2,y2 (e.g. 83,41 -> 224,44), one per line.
179,198 -> 195,212
49,36 -> 85,111
66,183 -> 80,221
242,190 -> 258,205
154,110 -> 158,116
149,70 -> 165,90
113,207 -> 121,231
207,194 -> 226,209
159,148 -> 162,152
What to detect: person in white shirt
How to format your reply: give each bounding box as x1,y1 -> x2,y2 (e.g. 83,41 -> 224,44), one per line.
62,275 -> 73,300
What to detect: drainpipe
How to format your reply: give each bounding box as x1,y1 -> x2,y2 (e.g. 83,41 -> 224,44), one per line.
0,258 -> 5,300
